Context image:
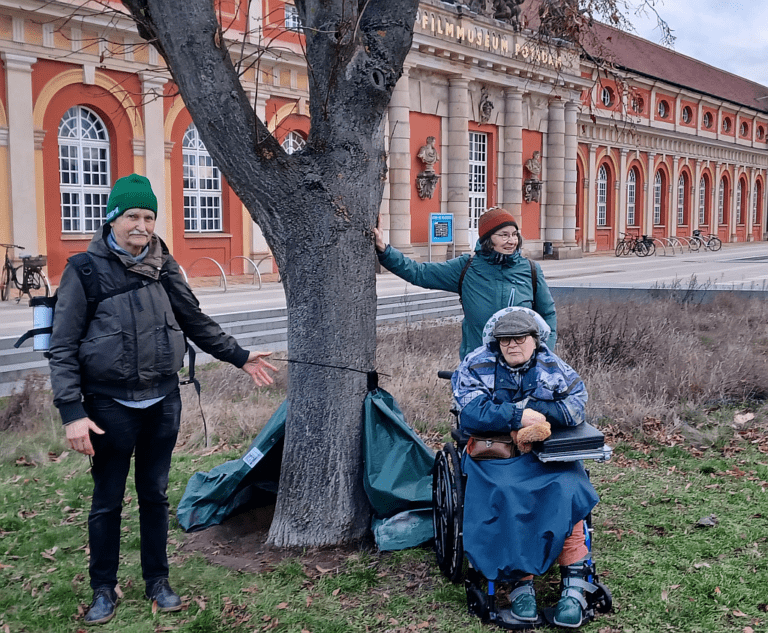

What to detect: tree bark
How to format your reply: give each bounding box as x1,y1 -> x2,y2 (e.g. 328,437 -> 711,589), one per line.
120,0 -> 419,546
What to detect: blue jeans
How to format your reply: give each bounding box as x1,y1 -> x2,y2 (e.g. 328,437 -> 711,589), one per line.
84,388 -> 181,591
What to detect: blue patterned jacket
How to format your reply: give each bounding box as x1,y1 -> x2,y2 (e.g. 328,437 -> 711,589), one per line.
451,342 -> 587,436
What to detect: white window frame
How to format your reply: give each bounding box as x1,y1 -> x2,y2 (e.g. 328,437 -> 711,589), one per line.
58,106 -> 111,233
698,177 -> 706,225
753,186 -> 760,224
626,168 -> 636,226
468,132 -> 488,245
183,123 -> 222,233
736,180 -> 743,225
281,131 -> 306,155
284,4 -> 302,31
596,165 -> 608,226
601,87 -> 613,108
677,174 -> 686,226
718,178 -> 726,224
653,171 -> 662,225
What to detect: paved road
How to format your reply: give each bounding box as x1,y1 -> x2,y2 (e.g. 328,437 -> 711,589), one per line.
542,241 -> 768,290
1,240 -> 766,340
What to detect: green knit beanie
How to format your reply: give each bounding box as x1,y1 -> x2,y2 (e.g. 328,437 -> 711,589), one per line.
105,174 -> 158,222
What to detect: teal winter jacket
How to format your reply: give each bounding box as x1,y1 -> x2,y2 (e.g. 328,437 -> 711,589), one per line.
378,243 -> 556,358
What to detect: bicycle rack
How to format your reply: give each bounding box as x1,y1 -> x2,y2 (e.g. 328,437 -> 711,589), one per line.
650,237 -> 668,256
256,255 -> 280,284
666,236 -> 684,255
225,256 -> 262,290
186,257 -> 228,292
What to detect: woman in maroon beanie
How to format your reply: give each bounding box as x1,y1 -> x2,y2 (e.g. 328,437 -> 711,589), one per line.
374,207 -> 556,359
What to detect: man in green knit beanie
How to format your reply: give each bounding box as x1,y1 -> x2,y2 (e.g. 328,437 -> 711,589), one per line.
49,173 -> 278,624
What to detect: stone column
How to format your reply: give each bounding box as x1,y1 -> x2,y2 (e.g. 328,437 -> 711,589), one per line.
544,100 -> 565,246
692,160 -> 701,231
249,91 -> 270,268
585,144 -> 597,252
446,76 -> 470,251
747,167 -> 755,240
141,74 -> 168,240
502,88 -> 523,223
2,53 -> 38,254
712,163 -> 721,235
387,67 -> 413,253
562,100 -> 579,247
730,166 -> 738,241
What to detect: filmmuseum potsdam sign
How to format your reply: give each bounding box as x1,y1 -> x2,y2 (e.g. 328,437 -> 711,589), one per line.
414,7 -> 578,74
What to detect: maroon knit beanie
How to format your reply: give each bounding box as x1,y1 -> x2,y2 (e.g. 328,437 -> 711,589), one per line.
477,208 -> 517,241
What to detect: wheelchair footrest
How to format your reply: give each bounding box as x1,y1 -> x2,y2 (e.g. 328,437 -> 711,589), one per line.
490,608 -> 544,630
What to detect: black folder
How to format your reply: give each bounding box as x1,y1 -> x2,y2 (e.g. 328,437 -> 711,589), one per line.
534,422 -> 606,457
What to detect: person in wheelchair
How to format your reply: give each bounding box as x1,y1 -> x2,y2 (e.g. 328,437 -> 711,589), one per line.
452,307 -> 599,628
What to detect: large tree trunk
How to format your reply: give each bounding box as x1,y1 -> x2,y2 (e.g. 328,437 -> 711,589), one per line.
121,0 -> 418,546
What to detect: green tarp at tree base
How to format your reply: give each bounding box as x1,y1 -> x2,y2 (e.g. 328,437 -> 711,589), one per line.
176,388 -> 436,551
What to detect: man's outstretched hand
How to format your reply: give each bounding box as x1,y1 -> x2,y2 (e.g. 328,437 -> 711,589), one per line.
242,351 -> 278,387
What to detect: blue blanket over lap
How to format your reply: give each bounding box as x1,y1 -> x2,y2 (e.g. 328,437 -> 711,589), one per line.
461,452 -> 598,581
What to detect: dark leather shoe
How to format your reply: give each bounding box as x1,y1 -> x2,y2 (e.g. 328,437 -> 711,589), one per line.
84,587 -> 118,625
146,579 -> 182,612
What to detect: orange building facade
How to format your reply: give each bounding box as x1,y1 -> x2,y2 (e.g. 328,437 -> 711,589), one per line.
0,0 -> 766,283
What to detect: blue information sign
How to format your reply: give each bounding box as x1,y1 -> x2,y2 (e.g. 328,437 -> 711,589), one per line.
430,213 -> 454,244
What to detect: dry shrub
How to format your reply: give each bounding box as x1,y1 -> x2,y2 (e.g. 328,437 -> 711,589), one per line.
557,294 -> 768,431
177,352 -> 288,450
376,320 -> 461,435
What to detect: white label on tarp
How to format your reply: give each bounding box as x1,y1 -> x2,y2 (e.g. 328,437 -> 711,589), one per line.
242,446 -> 265,468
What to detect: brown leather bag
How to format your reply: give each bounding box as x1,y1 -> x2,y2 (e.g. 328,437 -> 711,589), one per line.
466,435 -> 515,460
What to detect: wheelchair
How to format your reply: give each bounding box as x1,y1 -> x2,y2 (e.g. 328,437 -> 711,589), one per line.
432,371 -> 613,630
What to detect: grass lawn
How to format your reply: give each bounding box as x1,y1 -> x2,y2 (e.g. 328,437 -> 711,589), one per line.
1,429 -> 766,633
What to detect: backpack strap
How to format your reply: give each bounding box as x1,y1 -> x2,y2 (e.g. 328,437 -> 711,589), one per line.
457,254 -> 474,306
528,258 -> 538,313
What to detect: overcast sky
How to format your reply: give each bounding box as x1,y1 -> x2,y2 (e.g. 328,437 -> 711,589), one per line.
630,0 -> 768,87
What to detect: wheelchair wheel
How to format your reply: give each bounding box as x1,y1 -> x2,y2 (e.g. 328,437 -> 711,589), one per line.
591,581 -> 613,613
432,442 -> 465,583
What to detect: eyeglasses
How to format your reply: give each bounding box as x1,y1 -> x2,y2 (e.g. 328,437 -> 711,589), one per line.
497,335 -> 530,346
492,231 -> 518,242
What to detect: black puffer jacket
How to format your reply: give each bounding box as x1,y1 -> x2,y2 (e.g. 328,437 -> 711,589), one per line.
49,225 -> 249,424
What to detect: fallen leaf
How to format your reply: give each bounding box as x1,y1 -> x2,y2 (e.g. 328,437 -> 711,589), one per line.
715,587 -> 721,594
306,596 -> 313,608
114,585 -> 124,599
743,627 -> 754,633
276,602 -> 288,609
152,599 -> 158,615
733,610 -> 749,617
316,565 -> 333,574
661,590 -> 669,601
332,588 -> 340,596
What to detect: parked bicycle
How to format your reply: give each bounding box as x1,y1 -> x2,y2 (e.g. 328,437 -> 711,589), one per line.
689,230 -> 723,252
1,243 -> 50,302
615,232 -> 655,257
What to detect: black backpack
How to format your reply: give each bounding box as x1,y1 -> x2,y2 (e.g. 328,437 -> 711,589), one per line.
14,253 -> 169,354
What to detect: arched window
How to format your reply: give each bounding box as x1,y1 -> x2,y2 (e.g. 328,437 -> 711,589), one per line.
653,171 -> 663,225
736,180 -> 744,224
698,176 -> 707,225
626,168 -> 637,226
754,182 -> 762,225
596,164 -> 608,226
677,174 -> 687,226
281,131 -> 306,155
183,123 -> 222,232
718,177 -> 726,224
58,106 -> 111,233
